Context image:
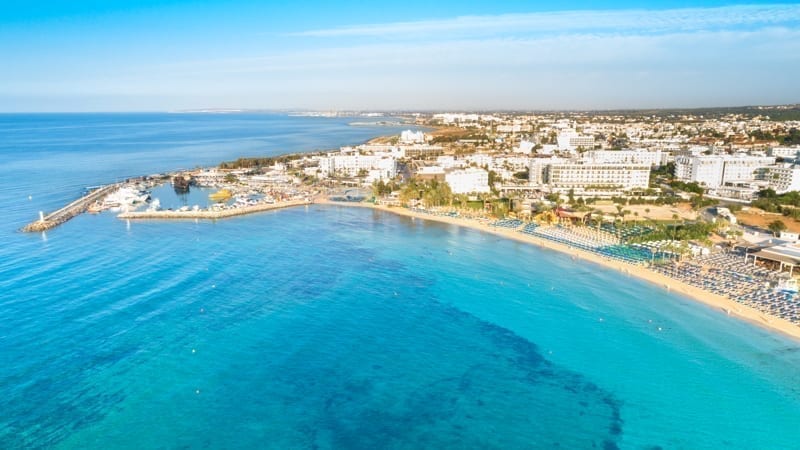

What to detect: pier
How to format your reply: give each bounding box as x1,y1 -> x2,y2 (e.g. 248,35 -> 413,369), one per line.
22,184 -> 120,232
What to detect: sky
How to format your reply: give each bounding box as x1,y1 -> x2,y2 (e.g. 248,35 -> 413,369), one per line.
1,0 -> 799,111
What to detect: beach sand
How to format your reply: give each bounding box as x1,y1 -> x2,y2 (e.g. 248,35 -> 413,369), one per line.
319,200 -> 800,342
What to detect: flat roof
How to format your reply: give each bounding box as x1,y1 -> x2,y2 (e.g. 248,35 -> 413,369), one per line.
752,249 -> 800,266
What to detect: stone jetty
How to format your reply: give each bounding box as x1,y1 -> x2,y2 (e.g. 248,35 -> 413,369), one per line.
22,184 -> 120,232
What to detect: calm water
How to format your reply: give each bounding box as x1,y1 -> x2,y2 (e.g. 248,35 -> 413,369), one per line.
1,114 -> 799,449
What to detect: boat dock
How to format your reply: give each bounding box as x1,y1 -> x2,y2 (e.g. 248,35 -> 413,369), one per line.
117,199 -> 312,221
22,184 -> 120,232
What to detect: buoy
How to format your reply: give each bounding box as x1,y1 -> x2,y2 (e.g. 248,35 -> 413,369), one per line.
192,349 -> 196,354
195,389 -> 201,394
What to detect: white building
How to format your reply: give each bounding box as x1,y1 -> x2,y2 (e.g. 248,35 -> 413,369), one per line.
400,130 -> 425,144
445,168 -> 491,194
193,169 -> 227,186
674,155 -> 724,187
436,156 -> 464,170
769,146 -> 800,159
497,124 -> 532,133
674,154 -> 775,188
528,157 -> 569,185
515,140 -> 536,154
544,163 -> 650,191
416,166 -> 446,180
584,149 -> 664,167
318,154 -> 397,181
465,153 -> 493,168
556,132 -> 595,151
766,164 -> 800,193
400,144 -> 444,159
724,155 -> 775,182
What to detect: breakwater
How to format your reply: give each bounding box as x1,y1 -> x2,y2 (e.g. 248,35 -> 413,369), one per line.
21,184 -> 120,232
117,199 -> 312,220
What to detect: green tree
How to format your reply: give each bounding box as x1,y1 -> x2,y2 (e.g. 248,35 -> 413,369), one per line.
768,219 -> 787,236
545,192 -> 560,204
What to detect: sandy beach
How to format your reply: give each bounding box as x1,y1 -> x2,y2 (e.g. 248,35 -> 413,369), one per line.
318,199 -> 800,342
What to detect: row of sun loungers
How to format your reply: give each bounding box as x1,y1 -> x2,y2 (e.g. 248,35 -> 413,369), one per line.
600,223 -> 655,241
490,219 -> 524,229
652,254 -> 799,324
521,224 -> 663,265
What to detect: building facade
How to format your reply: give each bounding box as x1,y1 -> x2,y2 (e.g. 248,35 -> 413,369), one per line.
557,132 -> 595,151
674,154 -> 775,188
545,162 -> 650,191
584,149 -> 664,167
766,164 -> 800,193
444,168 -> 490,194
318,154 -> 397,180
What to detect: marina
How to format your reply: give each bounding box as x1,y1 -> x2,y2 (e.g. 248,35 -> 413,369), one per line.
118,198 -> 311,220
21,167 -> 317,231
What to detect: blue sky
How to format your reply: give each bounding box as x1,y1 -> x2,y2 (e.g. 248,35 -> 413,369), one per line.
1,1 -> 799,111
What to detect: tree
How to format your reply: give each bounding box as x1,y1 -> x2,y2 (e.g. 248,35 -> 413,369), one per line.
545,192 -> 560,204
768,219 -> 787,236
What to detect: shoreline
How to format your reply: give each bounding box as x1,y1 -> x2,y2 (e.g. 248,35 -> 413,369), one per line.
318,199 -> 800,342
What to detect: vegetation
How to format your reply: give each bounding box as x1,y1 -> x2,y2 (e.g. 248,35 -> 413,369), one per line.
430,132 -> 490,144
512,171 -> 529,180
627,221 -> 718,243
752,190 -> 800,216
768,219 -> 787,236
669,180 -> 704,195
219,154 -> 304,169
690,195 -> 718,210
398,178 -> 453,207
371,179 -> 400,197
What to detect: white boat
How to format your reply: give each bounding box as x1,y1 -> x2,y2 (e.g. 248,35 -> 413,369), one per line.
103,187 -> 150,210
147,199 -> 161,212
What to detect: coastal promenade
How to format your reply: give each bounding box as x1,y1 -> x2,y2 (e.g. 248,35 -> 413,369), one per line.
319,200 -> 800,342
22,184 -> 120,232
117,198 -> 311,220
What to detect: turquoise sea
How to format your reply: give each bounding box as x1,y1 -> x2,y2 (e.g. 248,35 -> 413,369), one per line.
1,114 -> 799,449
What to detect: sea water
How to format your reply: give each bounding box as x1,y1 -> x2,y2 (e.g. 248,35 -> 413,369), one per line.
1,114 -> 799,449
